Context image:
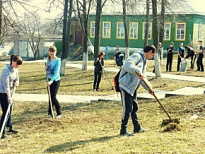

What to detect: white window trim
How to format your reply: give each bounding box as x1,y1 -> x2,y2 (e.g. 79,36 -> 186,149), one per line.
90,21 -> 95,38
116,22 -> 125,39
129,22 -> 138,39
175,22 -> 186,41
164,22 -> 171,41
102,21 -> 111,39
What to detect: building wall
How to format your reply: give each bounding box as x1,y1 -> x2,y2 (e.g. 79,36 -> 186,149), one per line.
88,14 -> 198,50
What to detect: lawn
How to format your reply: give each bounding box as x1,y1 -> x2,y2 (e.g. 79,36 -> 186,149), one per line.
1,95 -> 205,153
0,61 -> 205,153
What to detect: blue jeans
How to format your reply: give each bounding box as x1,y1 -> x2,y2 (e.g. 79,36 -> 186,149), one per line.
0,93 -> 13,132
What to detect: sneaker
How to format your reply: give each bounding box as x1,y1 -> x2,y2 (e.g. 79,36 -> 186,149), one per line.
46,114 -> 51,118
1,133 -> 9,139
8,128 -> 18,134
56,115 -> 62,119
134,128 -> 147,133
120,132 -> 134,137
93,89 -> 96,92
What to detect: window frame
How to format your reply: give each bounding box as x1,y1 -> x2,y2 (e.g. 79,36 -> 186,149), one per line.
90,21 -> 95,38
102,21 -> 111,39
116,21 -> 125,39
198,23 -> 202,40
164,22 -> 171,41
142,22 -> 152,40
129,22 -> 138,40
175,22 -> 186,41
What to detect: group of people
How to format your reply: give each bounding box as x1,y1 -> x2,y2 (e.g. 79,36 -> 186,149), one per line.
0,46 -> 62,139
0,40 -> 203,139
166,40 -> 204,72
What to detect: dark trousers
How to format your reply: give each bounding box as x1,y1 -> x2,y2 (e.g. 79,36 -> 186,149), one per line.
196,55 -> 204,71
93,72 -> 102,90
177,56 -> 182,71
47,80 -> 61,115
166,54 -> 173,71
190,55 -> 194,69
0,93 -> 13,133
120,89 -> 141,134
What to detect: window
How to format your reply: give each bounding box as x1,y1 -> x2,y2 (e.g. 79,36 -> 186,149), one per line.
102,22 -> 111,38
116,22 -> 125,39
176,23 -> 186,41
129,22 -> 138,39
198,23 -> 202,40
164,22 -> 171,40
142,22 -> 152,40
90,21 -> 95,38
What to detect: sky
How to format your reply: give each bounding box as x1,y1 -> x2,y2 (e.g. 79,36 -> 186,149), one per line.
7,0 -> 205,20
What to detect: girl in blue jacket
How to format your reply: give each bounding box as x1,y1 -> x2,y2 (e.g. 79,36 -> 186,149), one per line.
45,46 -> 62,118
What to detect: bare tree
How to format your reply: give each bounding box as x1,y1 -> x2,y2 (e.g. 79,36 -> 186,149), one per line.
76,0 -> 93,70
159,0 -> 165,61
19,12 -> 43,59
144,0 -> 149,47
152,0 -> 161,77
93,0 -> 109,58
60,0 -> 73,76
122,0 -> 129,59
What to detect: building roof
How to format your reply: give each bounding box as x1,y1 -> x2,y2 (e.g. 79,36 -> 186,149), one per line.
90,0 -> 205,16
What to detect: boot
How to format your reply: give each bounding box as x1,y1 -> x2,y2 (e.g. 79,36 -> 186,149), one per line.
1,131 -> 9,139
8,126 -> 18,134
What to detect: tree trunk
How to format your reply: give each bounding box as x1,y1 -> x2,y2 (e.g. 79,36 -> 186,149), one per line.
60,0 -> 73,76
82,0 -> 88,70
144,0 -> 149,47
0,0 -> 2,45
152,0 -> 161,78
94,0 -> 102,58
159,0 -> 165,63
122,0 -> 129,59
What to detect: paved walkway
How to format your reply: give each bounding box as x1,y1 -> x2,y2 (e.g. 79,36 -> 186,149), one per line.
67,63 -> 205,83
1,60 -> 204,103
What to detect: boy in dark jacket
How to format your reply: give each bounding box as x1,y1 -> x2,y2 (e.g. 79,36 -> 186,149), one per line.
166,42 -> 175,72
195,40 -> 204,72
185,45 -> 195,69
93,52 -> 105,91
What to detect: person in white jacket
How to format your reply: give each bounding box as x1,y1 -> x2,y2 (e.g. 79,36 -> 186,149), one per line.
119,44 -> 155,137
0,55 -> 22,139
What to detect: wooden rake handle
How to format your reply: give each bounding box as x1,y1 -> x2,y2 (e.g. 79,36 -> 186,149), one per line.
45,62 -> 55,119
136,72 -> 172,120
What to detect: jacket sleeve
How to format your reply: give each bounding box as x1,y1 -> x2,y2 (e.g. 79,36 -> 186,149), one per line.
140,65 -> 152,91
94,58 -> 97,66
122,53 -> 142,75
50,59 -> 60,82
1,69 -> 10,93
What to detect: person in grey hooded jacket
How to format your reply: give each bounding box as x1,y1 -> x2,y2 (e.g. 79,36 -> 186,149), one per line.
0,55 -> 22,139
119,44 -> 155,137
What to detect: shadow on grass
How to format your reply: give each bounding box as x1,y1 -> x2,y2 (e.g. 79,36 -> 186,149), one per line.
60,82 -> 93,87
12,102 -> 92,125
44,135 -> 119,153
